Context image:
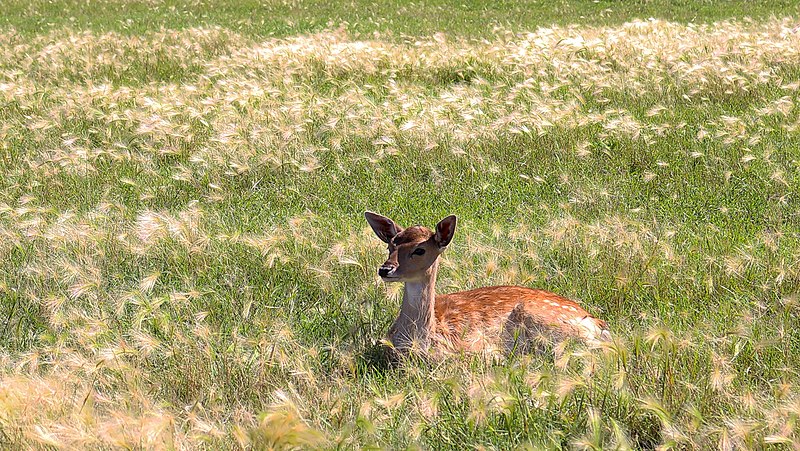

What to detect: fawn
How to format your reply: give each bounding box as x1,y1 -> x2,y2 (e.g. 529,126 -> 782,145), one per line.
365,211 -> 611,355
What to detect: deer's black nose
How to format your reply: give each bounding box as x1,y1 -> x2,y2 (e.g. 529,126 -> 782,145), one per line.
378,266 -> 392,277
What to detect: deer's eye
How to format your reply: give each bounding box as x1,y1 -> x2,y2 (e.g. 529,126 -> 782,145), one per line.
412,248 -> 426,256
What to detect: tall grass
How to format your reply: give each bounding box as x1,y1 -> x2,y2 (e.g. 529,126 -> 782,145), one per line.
0,11 -> 799,449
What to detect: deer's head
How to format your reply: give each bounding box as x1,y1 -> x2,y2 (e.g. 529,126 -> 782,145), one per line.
365,212 -> 457,282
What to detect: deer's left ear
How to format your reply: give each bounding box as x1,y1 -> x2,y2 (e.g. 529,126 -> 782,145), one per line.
434,215 -> 457,249
365,211 -> 403,244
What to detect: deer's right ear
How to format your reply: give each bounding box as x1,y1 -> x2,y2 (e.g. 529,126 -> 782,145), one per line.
434,215 -> 457,249
365,211 -> 403,244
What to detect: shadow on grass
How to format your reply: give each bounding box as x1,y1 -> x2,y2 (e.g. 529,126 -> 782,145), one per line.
356,341 -> 399,375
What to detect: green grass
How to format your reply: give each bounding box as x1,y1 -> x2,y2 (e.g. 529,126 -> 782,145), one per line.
1,1 -> 800,449
2,0 -> 800,38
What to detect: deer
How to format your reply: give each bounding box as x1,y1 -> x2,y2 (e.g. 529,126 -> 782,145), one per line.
365,211 -> 611,356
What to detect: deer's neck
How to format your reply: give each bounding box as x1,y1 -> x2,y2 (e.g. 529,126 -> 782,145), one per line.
391,261 -> 438,352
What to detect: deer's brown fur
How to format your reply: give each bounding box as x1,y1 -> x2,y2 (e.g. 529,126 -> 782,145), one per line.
366,212 -> 610,355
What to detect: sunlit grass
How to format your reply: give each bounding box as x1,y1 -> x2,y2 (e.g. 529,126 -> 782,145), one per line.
0,9 -> 800,449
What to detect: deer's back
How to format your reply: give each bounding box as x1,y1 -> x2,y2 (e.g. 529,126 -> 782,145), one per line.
433,286 -> 608,352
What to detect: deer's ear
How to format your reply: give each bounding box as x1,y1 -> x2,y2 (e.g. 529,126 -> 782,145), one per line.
434,215 -> 457,249
365,211 -> 403,244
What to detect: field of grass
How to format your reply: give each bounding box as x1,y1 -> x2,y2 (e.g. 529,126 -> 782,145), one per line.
1,0 -> 800,449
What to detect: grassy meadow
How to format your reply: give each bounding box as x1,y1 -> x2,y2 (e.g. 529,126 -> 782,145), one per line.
2,0 -> 800,448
